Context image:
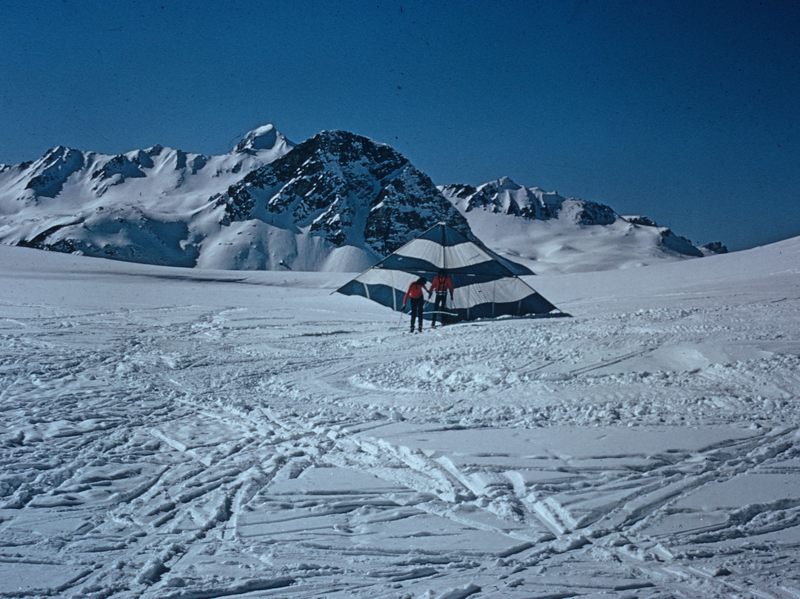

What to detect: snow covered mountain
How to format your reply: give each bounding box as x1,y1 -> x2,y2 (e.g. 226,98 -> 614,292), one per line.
0,126 -> 466,272
440,177 -> 725,274
1,125 -> 723,273
207,129 -> 468,269
0,124 -> 294,267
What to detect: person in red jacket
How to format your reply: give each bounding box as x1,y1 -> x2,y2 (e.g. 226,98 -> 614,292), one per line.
402,276 -> 430,333
430,270 -> 454,328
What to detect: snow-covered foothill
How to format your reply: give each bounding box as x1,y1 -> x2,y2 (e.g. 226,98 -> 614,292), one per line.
440,178 -> 724,274
0,235 -> 798,597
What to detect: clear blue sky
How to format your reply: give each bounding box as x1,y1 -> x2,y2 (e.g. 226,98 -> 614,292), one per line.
2,0 -> 798,250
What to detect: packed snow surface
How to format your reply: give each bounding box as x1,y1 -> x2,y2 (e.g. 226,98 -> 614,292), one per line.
1,237 -> 799,597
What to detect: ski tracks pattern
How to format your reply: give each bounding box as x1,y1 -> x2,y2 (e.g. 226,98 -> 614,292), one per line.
1,293 -> 799,596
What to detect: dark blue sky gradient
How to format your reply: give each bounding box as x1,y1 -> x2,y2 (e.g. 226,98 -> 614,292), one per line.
2,0 -> 798,249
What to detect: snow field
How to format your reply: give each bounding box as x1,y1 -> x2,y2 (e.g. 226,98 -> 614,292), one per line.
0,240 -> 799,597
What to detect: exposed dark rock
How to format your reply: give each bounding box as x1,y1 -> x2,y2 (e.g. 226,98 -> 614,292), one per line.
625,215 -> 659,227
24,147 -> 86,198
213,130 -> 469,255
441,178 -> 617,225
702,241 -> 728,254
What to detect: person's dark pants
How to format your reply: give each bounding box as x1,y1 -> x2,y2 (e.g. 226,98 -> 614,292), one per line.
432,293 -> 448,326
410,297 -> 424,332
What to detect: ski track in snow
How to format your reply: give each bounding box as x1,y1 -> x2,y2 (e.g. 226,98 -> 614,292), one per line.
1,247 -> 800,597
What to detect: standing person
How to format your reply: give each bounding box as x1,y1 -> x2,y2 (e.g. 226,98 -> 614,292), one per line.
430,270 -> 454,328
402,276 -> 430,333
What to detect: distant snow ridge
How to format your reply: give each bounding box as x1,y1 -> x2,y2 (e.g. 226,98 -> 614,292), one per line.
440,177 -> 725,274
443,176 -> 617,225
0,124 -> 298,267
0,125 -> 724,273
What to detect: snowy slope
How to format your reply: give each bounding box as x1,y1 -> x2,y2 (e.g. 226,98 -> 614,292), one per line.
0,124 -> 294,266
441,178 -> 724,274
205,129 -> 469,269
1,128 -> 724,275
0,128 -> 468,273
0,237 -> 798,597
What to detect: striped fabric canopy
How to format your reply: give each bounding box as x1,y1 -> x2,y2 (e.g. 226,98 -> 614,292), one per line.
336,222 -> 559,321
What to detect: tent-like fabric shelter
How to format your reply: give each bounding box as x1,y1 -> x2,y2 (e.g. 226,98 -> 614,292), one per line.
336,222 -> 559,321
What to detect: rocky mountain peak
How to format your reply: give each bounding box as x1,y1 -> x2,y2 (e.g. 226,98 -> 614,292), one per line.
23,146 -> 86,198
441,180 -> 617,225
298,130 -> 406,171
215,130 -> 468,257
481,176 -> 522,192
233,124 -> 294,155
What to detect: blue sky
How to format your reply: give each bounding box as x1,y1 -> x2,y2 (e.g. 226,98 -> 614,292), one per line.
2,0 -> 798,250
